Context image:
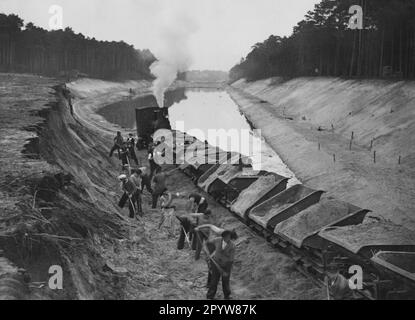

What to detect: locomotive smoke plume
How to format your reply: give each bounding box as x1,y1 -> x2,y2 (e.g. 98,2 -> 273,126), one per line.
150,12 -> 198,108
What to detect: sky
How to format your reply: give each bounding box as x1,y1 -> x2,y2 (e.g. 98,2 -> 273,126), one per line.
0,0 -> 320,71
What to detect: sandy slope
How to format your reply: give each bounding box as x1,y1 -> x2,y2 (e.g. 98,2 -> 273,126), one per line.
230,78 -> 415,231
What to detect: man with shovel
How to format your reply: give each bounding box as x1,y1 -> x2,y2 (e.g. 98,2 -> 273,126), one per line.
118,174 -> 140,219
195,227 -> 237,300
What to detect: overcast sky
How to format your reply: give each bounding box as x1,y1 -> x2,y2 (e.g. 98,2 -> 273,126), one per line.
1,0 -> 319,71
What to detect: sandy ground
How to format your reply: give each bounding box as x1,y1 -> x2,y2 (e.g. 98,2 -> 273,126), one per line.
230,78 -> 415,231
68,78 -> 324,300
1,74 -> 324,300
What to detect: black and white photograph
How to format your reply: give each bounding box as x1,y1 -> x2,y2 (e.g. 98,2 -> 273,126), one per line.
0,0 -> 414,308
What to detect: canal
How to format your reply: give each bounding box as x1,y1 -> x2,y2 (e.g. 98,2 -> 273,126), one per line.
98,88 -> 300,185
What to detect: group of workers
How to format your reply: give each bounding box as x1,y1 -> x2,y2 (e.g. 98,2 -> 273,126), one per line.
109,131 -> 141,167
111,131 -> 237,300
175,196 -> 238,300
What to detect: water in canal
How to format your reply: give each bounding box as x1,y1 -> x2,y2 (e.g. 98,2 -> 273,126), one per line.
98,88 -> 300,185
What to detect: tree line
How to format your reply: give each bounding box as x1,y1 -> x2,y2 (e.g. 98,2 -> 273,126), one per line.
229,0 -> 415,82
0,14 -> 156,80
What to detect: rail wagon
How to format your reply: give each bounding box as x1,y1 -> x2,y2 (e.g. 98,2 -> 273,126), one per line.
248,185 -> 325,237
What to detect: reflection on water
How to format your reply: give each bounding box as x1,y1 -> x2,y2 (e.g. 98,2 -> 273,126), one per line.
99,88 -> 300,185
98,88 -> 187,129
168,90 -> 300,185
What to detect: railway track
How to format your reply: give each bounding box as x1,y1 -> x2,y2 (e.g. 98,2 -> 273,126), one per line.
151,128 -> 415,300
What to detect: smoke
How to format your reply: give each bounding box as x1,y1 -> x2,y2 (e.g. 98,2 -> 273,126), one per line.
150,11 -> 198,108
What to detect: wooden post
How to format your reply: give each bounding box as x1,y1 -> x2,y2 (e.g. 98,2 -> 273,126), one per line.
318,143 -> 321,151
373,151 -> 376,163
348,132 -> 354,151
370,140 -> 373,149
333,154 -> 336,163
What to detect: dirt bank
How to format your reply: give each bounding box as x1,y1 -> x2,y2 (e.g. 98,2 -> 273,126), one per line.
0,73 -> 133,300
1,74 -> 324,300
229,77 -> 415,231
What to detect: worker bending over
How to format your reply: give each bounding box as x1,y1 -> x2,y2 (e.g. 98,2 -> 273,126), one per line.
151,167 -> 167,209
188,193 -> 208,213
118,174 -> 140,219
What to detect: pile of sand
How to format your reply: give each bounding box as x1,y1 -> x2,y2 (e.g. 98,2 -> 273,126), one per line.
231,175 -> 282,218
275,197 -> 357,247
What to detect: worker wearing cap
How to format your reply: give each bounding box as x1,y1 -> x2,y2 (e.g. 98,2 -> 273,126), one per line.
118,174 -> 139,219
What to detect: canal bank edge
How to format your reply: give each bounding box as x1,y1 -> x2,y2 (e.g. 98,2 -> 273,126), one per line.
227,84 -> 415,232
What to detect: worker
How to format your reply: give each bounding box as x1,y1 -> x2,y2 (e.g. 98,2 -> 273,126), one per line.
193,210 -> 215,261
151,167 -> 167,209
175,213 -> 199,251
148,143 -> 162,179
195,225 -> 237,289
188,193 -> 209,213
127,134 -> 139,166
139,166 -> 153,195
109,131 -> 125,158
158,192 -> 176,235
130,169 -> 143,216
204,229 -> 237,300
118,174 -> 139,219
119,144 -> 130,171
176,215 -> 194,250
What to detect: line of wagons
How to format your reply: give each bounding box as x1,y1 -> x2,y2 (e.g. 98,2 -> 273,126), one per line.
153,129 -> 415,300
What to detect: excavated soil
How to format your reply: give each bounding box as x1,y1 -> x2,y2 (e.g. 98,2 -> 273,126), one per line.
0,74 -> 325,300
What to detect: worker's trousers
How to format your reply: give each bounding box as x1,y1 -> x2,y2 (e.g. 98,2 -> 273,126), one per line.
194,230 -> 208,261
119,191 -> 140,219
128,148 -> 139,166
207,262 -> 232,300
177,217 -> 197,250
149,160 -> 160,179
109,144 -> 120,157
141,177 -> 153,194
